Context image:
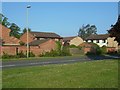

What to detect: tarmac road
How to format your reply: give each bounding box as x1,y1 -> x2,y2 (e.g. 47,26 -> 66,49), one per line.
1,55 -> 120,69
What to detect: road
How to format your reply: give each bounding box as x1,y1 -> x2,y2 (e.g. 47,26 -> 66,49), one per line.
1,55 -> 120,69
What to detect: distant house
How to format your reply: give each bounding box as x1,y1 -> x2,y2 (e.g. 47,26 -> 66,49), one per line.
85,34 -> 119,51
79,42 -> 100,54
63,36 -> 83,46
20,31 -> 63,44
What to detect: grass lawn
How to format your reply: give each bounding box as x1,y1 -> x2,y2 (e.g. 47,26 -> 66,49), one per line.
2,59 -> 118,88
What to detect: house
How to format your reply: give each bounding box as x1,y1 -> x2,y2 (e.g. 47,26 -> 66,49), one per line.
17,39 -> 57,56
85,34 -> 119,51
0,24 -> 20,45
63,36 -> 83,46
29,39 -> 57,56
79,42 -> 98,54
20,31 -> 63,44
0,24 -> 21,55
0,24 -> 59,56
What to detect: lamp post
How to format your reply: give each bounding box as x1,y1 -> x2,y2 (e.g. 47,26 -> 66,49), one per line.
26,5 -> 31,58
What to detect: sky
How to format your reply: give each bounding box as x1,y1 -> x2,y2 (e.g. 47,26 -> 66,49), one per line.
1,2 -> 118,37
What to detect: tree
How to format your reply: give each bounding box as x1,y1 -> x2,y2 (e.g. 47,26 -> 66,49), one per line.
78,24 -> 97,40
23,28 -> 31,33
108,15 -> 120,45
9,23 -> 21,39
0,13 -> 10,27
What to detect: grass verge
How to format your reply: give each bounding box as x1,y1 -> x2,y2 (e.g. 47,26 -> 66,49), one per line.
2,59 -> 118,88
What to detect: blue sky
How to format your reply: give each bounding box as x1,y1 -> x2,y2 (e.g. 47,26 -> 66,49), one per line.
2,2 -> 118,37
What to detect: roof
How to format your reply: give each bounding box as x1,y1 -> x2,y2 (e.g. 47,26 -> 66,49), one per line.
0,24 -> 20,45
63,36 -> 77,42
30,31 -> 62,39
3,36 -> 20,45
85,34 -> 110,40
0,24 -> 11,39
79,42 -> 97,48
29,39 -> 50,46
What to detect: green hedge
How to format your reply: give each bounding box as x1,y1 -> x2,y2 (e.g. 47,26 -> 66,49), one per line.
2,51 -> 35,59
39,41 -> 71,57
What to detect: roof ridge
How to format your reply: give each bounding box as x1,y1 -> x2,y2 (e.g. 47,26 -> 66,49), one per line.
31,31 -> 56,34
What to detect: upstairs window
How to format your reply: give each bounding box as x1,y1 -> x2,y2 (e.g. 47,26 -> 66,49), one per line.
96,40 -> 99,43
102,40 -> 106,43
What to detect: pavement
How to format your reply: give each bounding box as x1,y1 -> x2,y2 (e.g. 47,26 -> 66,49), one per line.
1,55 -> 120,69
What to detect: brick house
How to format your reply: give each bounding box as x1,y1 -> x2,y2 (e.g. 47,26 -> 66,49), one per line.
85,34 -> 119,52
20,31 -> 63,44
63,36 -> 83,46
0,24 -> 20,55
0,24 -> 20,45
79,42 -> 97,54
0,24 -> 58,56
29,39 -> 57,56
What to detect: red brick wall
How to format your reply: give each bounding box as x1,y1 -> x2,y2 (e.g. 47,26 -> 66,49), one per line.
20,32 -> 35,44
83,47 -> 91,54
29,39 -> 57,56
1,46 -> 17,55
1,39 -> 57,56
0,24 -> 11,40
0,24 -> 20,45
107,47 -> 116,53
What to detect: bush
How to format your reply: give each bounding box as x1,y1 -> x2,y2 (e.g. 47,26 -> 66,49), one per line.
60,46 -> 71,56
2,52 -> 18,59
17,51 -> 26,58
69,45 -> 78,48
29,52 -> 35,57
86,43 -> 102,55
118,49 -> 120,54
19,41 -> 25,46
2,51 -> 35,59
39,47 -> 71,57
39,50 -> 59,57
101,46 -> 107,54
69,45 -> 82,50
2,52 -> 10,59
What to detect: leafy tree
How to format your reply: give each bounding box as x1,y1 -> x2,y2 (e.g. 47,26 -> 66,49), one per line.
0,13 -> 21,38
0,13 -> 10,27
23,28 -> 31,33
78,24 -> 97,40
108,15 -> 120,45
9,23 -> 21,39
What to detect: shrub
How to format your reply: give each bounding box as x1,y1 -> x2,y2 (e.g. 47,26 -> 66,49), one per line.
39,47 -> 71,57
17,51 -> 26,58
56,41 -> 62,51
69,45 -> 82,50
29,52 -> 35,57
60,46 -> 71,56
19,41 -> 25,46
2,52 -> 17,59
86,43 -> 102,55
69,45 -> 77,48
2,52 -> 10,59
101,46 -> 107,54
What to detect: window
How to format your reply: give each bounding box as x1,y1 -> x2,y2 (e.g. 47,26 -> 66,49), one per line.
96,40 -> 99,43
91,40 -> 93,43
102,40 -> 106,43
